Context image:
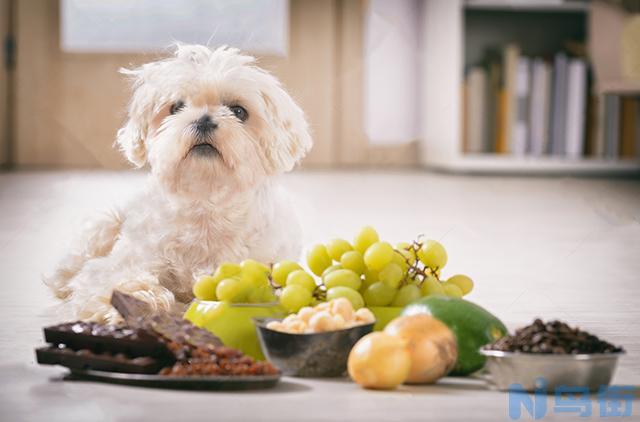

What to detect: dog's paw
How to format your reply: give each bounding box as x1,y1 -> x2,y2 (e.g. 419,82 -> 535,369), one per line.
76,298 -> 120,324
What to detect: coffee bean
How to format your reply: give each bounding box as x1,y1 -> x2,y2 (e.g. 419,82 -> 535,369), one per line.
484,319 -> 624,355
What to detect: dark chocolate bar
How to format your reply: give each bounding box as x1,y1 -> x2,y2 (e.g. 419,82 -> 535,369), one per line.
36,346 -> 165,374
109,291 -> 223,350
37,292 -> 228,377
43,321 -> 172,358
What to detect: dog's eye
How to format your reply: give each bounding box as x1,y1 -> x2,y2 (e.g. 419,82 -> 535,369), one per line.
229,105 -> 248,122
170,101 -> 185,115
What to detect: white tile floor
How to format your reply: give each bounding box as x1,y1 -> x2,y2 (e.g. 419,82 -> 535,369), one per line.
1,170 -> 639,421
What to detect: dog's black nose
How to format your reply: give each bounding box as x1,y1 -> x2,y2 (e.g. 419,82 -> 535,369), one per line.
194,115 -> 218,133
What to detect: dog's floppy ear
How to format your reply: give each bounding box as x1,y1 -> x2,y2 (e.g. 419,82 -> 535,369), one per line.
116,68 -> 152,168
259,81 -> 313,173
116,119 -> 146,168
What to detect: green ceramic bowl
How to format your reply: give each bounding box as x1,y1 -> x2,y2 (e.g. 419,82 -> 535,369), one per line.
183,300 -> 286,360
368,306 -> 403,331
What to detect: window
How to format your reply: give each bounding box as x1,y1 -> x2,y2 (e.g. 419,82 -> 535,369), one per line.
60,0 -> 289,56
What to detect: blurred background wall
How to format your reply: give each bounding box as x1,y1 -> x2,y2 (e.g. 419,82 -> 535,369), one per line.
1,0 -> 639,174
1,0 -> 419,170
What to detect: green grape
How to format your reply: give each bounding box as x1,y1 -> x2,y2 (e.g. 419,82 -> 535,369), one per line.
323,269 -> 362,291
396,241 -> 411,249
447,274 -> 474,295
192,275 -> 219,301
286,270 -> 317,292
326,238 -> 353,261
417,240 -> 448,270
321,264 -> 343,278
391,284 -> 421,307
240,259 -> 270,286
261,288 -> 278,303
443,283 -> 463,298
363,268 -> 379,284
247,284 -> 273,303
244,272 -> 270,288
212,262 -> 242,280
364,241 -> 394,271
395,246 -> 416,266
340,251 -> 366,275
271,260 -> 302,286
391,251 -> 409,272
363,281 -> 397,306
353,226 -> 379,254
359,273 -> 377,293
378,263 -> 404,289
420,275 -> 445,296
307,244 -> 332,276
216,277 -> 249,303
280,284 -> 312,312
326,286 -> 365,309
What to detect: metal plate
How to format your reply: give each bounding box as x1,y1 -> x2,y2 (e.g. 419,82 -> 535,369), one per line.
64,368 -> 281,391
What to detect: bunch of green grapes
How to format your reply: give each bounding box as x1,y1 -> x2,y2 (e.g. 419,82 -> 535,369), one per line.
192,226 -> 475,313
309,226 -> 474,310
192,259 -> 277,304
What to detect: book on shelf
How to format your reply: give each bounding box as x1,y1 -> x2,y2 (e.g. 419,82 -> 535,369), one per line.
549,52 -> 569,156
529,58 -> 551,156
500,44 -> 520,154
565,58 -> 587,159
487,59 -> 502,153
464,67 -> 488,153
513,56 -> 531,155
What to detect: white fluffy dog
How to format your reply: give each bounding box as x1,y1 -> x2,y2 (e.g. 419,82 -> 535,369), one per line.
45,44 -> 312,322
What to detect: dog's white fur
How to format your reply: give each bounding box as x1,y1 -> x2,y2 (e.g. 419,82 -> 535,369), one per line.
45,45 -> 312,322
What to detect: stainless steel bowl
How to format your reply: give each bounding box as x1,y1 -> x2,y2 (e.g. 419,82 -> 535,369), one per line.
480,350 -> 624,392
254,318 -> 374,377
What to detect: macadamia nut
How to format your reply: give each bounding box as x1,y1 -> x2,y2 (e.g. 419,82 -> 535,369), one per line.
267,298 -> 377,334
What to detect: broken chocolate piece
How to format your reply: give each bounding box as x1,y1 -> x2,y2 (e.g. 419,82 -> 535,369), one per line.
109,291 -> 223,350
110,290 -> 154,327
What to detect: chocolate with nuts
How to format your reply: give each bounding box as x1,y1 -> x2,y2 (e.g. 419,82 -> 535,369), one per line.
36,291 -> 279,378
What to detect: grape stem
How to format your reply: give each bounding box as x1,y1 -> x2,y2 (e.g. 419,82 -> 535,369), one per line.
267,263 -> 282,291
312,287 -> 327,301
398,239 -> 441,287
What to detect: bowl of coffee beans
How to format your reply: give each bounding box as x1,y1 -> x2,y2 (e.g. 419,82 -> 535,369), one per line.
480,319 -> 624,392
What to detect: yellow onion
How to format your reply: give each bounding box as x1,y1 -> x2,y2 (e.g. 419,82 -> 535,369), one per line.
384,314 -> 457,384
347,332 -> 411,389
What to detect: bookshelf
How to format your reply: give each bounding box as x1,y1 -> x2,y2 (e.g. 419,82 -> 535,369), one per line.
419,0 -> 640,175
465,1 -> 590,12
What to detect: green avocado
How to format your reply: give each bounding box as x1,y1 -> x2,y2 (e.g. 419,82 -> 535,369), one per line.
402,296 -> 507,375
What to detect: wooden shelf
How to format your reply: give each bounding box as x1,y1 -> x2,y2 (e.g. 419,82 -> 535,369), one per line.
598,80 -> 640,96
464,0 -> 589,13
425,154 -> 640,175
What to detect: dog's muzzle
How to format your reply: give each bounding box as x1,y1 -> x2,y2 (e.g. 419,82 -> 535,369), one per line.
194,115 -> 218,134
189,115 -> 220,157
